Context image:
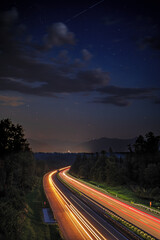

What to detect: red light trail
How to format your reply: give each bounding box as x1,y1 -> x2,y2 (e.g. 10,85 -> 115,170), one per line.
44,170 -> 108,240
59,168 -> 160,239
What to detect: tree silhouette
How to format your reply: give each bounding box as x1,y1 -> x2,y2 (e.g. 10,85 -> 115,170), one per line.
133,132 -> 160,154
134,135 -> 146,154
70,131 -> 160,201
0,119 -> 35,239
0,119 -> 30,156
145,132 -> 160,154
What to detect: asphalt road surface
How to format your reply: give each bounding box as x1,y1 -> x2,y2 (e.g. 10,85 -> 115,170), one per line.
59,168 -> 160,239
43,169 -> 129,240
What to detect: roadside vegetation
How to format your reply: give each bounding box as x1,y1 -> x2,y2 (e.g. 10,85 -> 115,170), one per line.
22,177 -> 62,240
69,132 -> 160,210
60,170 -> 157,240
0,119 -> 62,240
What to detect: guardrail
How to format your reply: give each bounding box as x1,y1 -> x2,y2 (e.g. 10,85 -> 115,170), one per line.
57,171 -> 158,240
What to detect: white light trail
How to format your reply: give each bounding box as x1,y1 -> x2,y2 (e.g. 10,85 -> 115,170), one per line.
48,171 -> 107,240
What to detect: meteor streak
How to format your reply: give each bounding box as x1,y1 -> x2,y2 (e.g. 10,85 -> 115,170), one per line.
66,0 -> 105,23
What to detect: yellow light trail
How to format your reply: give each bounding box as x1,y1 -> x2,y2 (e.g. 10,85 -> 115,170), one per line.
60,168 -> 160,239
48,170 -> 107,240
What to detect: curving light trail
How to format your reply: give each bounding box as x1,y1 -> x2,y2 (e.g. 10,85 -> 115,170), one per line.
59,168 -> 160,239
48,170 -> 107,240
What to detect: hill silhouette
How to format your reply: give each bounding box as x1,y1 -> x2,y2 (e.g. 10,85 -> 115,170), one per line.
71,137 -> 136,153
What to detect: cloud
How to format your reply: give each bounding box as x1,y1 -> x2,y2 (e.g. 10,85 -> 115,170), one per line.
0,95 -> 24,107
94,95 -> 129,106
58,50 -> 70,63
82,49 -> 92,61
0,8 -> 159,108
0,65 -> 110,96
43,22 -> 75,50
0,7 -> 18,25
0,8 -> 109,97
134,14 -> 160,51
98,85 -> 155,96
93,86 -> 160,106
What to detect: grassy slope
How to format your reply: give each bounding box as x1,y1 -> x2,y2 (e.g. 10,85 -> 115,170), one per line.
89,181 -> 160,211
22,177 -> 62,240
68,172 -> 160,212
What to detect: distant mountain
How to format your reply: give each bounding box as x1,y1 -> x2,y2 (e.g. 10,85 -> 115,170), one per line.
29,137 -> 136,153
70,137 -> 136,153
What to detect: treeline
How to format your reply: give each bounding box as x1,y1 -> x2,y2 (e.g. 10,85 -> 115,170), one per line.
0,119 -> 36,240
70,132 -> 160,201
34,152 -> 76,176
0,119 -> 76,239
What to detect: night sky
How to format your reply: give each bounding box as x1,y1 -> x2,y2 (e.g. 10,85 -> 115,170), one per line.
0,0 -> 160,152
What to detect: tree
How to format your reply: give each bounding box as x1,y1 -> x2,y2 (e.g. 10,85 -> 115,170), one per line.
133,132 -> 160,154
134,135 -> 146,154
128,144 -> 132,153
144,163 -> 160,187
145,132 -> 160,154
0,119 -> 34,195
0,119 -> 35,239
0,119 -> 30,156
108,147 -> 113,155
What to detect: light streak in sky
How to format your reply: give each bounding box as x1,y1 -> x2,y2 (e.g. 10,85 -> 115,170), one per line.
66,0 -> 105,23
89,0 -> 105,9
48,170 -> 107,240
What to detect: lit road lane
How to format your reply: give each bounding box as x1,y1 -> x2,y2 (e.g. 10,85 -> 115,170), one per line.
43,171 -> 93,240
54,172 -> 129,240
59,169 -> 160,239
43,170 -> 109,240
52,176 -> 106,240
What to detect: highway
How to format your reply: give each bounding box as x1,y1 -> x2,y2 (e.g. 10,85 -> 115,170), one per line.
43,169 -> 129,240
59,168 -> 160,239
